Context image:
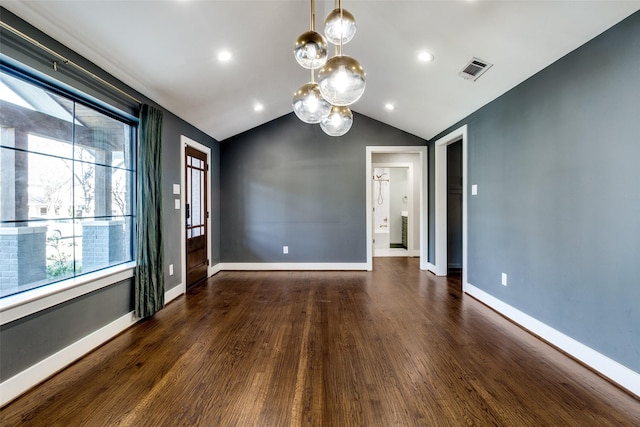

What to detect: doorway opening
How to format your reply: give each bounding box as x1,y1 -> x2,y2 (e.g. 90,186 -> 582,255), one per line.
180,136 -> 212,290
372,164 -> 411,258
434,125 -> 468,289
447,140 -> 463,276
366,146 -> 428,271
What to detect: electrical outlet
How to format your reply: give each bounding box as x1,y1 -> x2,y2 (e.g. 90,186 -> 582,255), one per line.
501,273 -> 507,286
169,264 -> 174,276
283,246 -> 289,254
472,184 -> 478,195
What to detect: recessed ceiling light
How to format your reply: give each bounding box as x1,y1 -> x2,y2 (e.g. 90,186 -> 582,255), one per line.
254,103 -> 264,112
217,50 -> 232,62
385,103 -> 395,111
418,51 -> 434,62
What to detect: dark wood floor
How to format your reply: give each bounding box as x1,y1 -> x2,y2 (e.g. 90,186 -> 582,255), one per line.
2,258 -> 639,426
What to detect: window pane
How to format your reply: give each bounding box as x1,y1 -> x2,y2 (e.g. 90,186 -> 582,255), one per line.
111,168 -> 133,216
72,159 -> 96,218
43,218 -> 79,281
74,103 -> 132,168
0,68 -> 135,299
27,152 -> 73,221
78,217 -> 130,275
192,169 -> 201,225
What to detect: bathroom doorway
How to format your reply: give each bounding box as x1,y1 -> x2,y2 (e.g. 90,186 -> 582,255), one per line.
365,146 -> 428,271
372,165 -> 410,257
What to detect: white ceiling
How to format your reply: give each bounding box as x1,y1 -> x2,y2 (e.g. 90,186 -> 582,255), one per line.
3,1 -> 639,141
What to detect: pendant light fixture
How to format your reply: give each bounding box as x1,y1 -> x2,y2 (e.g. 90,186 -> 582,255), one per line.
317,0 -> 365,108
293,77 -> 332,124
323,6 -> 356,45
317,55 -> 365,106
320,105 -> 353,136
292,0 -> 332,124
293,0 -> 328,69
292,0 -> 365,136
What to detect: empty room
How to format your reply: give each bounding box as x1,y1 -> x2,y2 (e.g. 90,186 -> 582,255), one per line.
1,1 -> 639,425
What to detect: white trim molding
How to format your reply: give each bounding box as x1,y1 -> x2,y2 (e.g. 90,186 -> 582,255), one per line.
0,284 -> 186,407
180,135 -> 213,294
426,262 -> 437,273
209,263 -> 222,277
434,125 -> 468,286
465,282 -> 640,398
220,263 -> 367,271
164,283 -> 185,304
0,262 -> 136,326
0,311 -> 138,407
366,146 -> 428,272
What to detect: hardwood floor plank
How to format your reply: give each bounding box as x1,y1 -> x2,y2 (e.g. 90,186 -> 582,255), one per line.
2,258 -> 638,426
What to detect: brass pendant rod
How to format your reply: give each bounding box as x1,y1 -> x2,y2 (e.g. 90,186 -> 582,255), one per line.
339,0 -> 344,56
310,0 -> 315,31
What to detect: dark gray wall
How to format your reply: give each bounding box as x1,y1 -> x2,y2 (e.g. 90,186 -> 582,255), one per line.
0,279 -> 132,380
0,8 -> 220,381
429,11 -> 640,372
162,112 -> 220,291
220,113 -> 426,262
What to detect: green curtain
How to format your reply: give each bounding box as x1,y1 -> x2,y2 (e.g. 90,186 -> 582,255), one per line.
135,104 -> 164,318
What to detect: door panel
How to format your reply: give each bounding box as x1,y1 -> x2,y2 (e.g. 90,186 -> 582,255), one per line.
185,146 -> 208,287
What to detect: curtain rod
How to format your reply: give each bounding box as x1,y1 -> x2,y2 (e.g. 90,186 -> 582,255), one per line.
0,20 -> 142,106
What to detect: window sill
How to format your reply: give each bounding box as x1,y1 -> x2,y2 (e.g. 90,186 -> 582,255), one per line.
0,262 -> 136,325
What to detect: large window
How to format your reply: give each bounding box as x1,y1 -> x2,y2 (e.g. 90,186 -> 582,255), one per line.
0,68 -> 136,298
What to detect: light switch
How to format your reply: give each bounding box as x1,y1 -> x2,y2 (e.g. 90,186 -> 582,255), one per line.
174,199 -> 180,209
173,184 -> 180,195
472,184 -> 478,196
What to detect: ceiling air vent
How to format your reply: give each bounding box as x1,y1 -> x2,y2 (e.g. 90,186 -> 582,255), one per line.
458,57 -> 493,81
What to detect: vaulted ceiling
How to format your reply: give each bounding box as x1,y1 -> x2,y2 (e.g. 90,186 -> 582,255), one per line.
3,1 -> 639,141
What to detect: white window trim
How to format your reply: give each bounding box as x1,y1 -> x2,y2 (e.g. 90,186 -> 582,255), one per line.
0,261 -> 136,325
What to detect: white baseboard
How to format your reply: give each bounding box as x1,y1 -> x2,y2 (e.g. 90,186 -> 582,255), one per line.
0,310 -> 138,407
464,282 -> 640,398
1,285 -> 183,407
165,283 -> 185,304
209,263 -> 222,277
220,262 -> 368,271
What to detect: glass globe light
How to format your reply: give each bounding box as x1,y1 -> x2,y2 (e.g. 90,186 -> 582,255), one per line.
294,31 -> 329,69
320,105 -> 353,136
324,8 -> 356,45
292,82 -> 332,124
317,55 -> 366,106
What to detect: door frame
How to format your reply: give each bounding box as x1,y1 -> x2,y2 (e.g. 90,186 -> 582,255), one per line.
180,135 -> 212,291
366,146 -> 427,271
434,125 -> 468,288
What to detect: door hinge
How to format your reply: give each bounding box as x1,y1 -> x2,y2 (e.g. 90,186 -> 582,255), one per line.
207,211 -> 210,218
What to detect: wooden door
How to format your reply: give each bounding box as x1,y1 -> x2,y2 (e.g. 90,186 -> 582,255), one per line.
185,146 -> 208,287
